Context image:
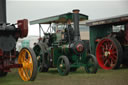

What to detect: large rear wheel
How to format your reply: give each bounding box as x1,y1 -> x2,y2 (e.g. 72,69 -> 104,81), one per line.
33,43 -> 49,72
18,47 -> 37,81
96,37 -> 122,70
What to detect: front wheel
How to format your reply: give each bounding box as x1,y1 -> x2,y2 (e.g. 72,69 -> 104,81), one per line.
18,47 -> 38,81
85,54 -> 98,73
57,55 -> 70,76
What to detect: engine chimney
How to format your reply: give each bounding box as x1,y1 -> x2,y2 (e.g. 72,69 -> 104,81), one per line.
0,0 -> 6,23
73,9 -> 80,41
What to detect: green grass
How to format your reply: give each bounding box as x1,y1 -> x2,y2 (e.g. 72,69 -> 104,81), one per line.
0,68 -> 128,85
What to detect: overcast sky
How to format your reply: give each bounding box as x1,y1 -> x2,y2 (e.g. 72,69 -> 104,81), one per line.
6,0 -> 128,36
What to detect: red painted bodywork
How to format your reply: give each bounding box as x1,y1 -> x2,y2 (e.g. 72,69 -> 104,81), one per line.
76,44 -> 84,52
0,48 -> 22,72
0,19 -> 28,72
18,19 -> 28,38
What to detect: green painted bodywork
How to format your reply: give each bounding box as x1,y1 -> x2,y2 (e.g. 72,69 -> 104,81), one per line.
87,14 -> 128,55
30,12 -> 89,68
32,11 -> 96,74
89,25 -> 112,55
48,43 -> 88,68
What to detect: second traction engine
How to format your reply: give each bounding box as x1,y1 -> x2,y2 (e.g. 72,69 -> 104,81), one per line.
0,0 -> 37,81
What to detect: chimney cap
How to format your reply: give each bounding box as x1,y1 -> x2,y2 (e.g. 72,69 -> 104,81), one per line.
73,9 -> 80,13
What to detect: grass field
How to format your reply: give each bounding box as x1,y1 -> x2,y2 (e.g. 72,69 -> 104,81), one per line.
0,68 -> 128,85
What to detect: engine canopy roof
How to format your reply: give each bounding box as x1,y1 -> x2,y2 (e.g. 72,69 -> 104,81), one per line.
30,12 -> 88,25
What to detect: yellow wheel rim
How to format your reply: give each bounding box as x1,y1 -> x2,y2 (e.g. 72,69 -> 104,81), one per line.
18,48 -> 33,81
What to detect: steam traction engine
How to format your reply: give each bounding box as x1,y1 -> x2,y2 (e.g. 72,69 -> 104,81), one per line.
86,14 -> 128,70
0,0 -> 37,81
31,10 -> 98,75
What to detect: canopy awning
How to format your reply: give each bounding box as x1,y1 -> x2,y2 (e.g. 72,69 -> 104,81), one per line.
86,14 -> 128,26
30,12 -> 88,25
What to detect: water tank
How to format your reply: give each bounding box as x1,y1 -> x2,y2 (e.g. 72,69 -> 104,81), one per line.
21,40 -> 30,48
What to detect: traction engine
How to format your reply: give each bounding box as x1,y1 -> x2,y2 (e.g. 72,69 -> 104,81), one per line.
0,0 -> 37,81
87,14 -> 128,70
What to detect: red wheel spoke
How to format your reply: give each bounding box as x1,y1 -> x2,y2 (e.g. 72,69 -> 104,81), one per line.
101,46 -> 105,53
107,59 -> 111,64
101,45 -> 106,50
104,59 -> 109,66
111,50 -> 117,55
105,44 -> 108,50
108,44 -> 113,50
103,56 -> 108,62
105,41 -> 110,50
109,56 -> 116,63
109,56 -> 114,61
104,60 -> 107,66
111,54 -> 117,59
111,47 -> 116,52
104,58 -> 111,67
106,41 -> 110,47
110,59 -> 114,64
